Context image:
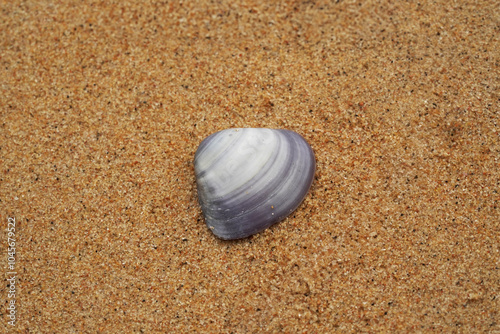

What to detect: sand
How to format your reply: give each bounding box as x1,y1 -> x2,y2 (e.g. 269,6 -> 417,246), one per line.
1,0 -> 499,332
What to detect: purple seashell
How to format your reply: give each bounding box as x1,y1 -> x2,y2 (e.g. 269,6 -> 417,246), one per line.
194,128 -> 315,240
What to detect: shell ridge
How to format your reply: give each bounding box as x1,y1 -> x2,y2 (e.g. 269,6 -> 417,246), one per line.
198,129 -> 282,221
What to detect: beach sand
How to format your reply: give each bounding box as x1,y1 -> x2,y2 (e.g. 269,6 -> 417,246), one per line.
1,0 -> 498,332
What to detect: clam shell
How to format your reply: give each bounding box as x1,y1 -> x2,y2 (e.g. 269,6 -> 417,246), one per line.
194,128 -> 315,240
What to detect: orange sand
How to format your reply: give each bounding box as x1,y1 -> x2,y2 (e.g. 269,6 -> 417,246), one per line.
1,1 -> 498,332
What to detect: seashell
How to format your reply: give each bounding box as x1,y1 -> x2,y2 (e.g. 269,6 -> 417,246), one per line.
194,128 -> 315,240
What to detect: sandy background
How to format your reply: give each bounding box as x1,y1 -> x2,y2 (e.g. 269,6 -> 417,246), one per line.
1,0 -> 499,332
